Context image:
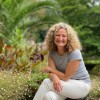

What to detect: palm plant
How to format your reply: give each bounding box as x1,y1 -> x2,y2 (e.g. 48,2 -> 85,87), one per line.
0,0 -> 62,42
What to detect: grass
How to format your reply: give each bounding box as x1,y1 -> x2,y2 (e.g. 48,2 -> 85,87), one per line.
87,72 -> 100,100
0,71 -> 99,100
0,57 -> 99,100
0,71 -> 29,100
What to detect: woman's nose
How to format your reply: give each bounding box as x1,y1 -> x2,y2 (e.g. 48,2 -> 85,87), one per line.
59,36 -> 63,40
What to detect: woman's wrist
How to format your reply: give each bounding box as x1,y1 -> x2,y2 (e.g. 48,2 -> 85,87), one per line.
48,67 -> 51,73
49,73 -> 56,80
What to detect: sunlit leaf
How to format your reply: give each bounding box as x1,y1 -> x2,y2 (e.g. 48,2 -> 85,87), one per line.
0,38 -> 3,53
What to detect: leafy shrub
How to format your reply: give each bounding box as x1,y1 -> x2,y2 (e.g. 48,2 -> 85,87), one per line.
0,71 -> 29,100
87,74 -> 100,100
0,43 -> 34,72
92,64 -> 100,74
0,70 -> 48,100
24,72 -> 48,100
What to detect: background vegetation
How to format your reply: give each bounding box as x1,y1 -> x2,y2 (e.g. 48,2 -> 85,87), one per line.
0,0 -> 100,100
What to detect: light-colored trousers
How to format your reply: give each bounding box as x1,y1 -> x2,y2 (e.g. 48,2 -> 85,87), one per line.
33,78 -> 90,100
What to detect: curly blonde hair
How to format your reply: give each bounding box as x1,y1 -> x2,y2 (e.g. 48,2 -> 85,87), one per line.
45,22 -> 82,53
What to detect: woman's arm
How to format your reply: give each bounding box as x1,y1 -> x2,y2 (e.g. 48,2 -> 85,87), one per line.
48,57 -> 63,92
47,56 -> 57,79
42,57 -> 80,81
50,60 -> 80,81
42,57 -> 63,92
42,56 -> 57,79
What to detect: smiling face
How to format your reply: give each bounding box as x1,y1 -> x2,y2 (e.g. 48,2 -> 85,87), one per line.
54,28 -> 68,49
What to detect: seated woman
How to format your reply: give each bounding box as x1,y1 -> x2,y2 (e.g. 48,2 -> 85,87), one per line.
33,22 -> 91,100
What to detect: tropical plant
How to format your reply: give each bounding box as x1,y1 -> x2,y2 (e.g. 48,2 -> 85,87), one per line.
56,0 -> 100,59
0,0 -> 62,43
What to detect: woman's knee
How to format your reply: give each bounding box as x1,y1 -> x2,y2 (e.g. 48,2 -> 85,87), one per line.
43,91 -> 55,100
43,78 -> 51,84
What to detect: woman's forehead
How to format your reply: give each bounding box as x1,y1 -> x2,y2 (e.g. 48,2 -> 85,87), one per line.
54,28 -> 68,36
55,27 -> 67,33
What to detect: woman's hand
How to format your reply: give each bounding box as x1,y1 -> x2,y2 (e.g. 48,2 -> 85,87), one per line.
42,66 -> 50,73
52,76 -> 63,93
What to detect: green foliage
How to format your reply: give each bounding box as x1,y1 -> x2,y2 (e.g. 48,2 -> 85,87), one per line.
0,0 -> 61,41
87,74 -> 100,100
0,71 -> 29,100
0,30 -> 48,73
0,0 -> 100,58
90,64 -> 100,75
56,0 -> 100,59
0,58 -> 48,100
85,59 -> 100,64
28,72 -> 48,90
0,43 -> 33,72
0,37 -> 3,54
0,55 -> 100,100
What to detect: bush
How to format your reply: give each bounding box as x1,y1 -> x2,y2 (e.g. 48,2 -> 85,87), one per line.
0,71 -> 29,100
87,74 -> 100,100
0,70 -> 48,100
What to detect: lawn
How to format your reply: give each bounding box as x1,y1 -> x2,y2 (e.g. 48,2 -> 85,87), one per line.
87,73 -> 100,100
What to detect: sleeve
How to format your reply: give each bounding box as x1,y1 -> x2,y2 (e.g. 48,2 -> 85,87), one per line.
48,52 -> 52,57
48,51 -> 54,58
69,49 -> 82,61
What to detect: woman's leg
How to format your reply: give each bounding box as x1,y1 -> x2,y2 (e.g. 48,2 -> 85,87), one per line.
45,79 -> 90,99
33,78 -> 66,100
33,78 -> 90,100
43,91 -> 66,100
60,79 -> 90,99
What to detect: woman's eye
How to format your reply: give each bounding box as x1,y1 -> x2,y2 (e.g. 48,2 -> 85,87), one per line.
62,35 -> 67,37
55,34 -> 67,37
56,35 -> 60,36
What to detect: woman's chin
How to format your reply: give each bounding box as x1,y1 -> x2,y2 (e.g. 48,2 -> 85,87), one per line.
57,45 -> 65,48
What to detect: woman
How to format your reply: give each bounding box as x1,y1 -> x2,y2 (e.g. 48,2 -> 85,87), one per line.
33,22 -> 91,100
